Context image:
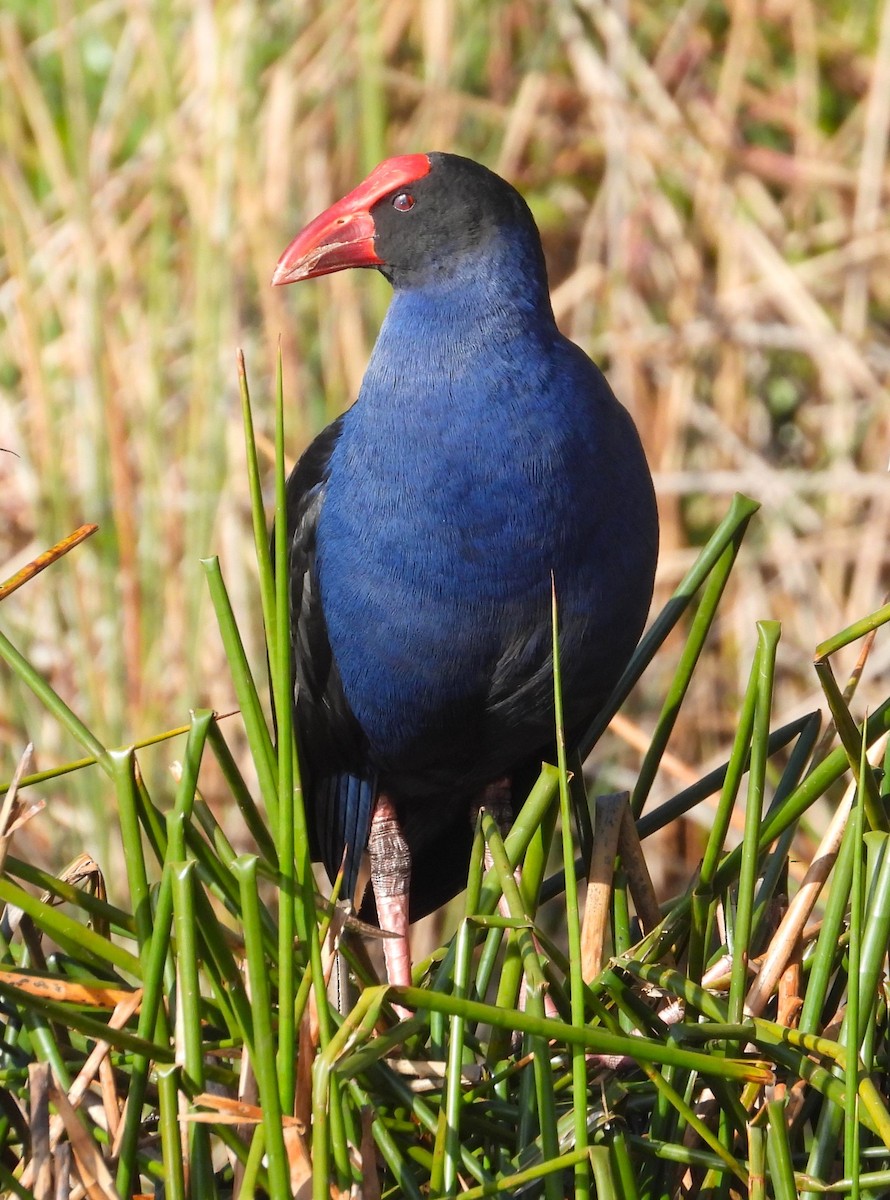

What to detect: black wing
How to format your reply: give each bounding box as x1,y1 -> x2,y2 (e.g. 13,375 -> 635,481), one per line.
280,417 -> 377,903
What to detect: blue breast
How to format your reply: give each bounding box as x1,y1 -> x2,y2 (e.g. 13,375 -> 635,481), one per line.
315,251 -> 655,766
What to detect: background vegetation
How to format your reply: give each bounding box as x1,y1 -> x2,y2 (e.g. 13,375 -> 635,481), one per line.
1,1 -> 890,1195
1,0 -> 888,879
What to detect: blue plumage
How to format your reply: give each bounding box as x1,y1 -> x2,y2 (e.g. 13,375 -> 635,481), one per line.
274,152 -> 658,925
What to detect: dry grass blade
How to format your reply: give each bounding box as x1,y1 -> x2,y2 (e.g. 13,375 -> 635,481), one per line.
842,0 -> 890,338
283,1124 -> 314,1197
27,1062 -> 52,1200
359,1105 -> 382,1200
0,742 -> 40,876
188,1093 -> 304,1129
18,993 -> 140,1193
776,949 -> 803,1031
0,525 -> 98,603
48,1080 -> 122,1200
385,1057 -> 485,1090
295,1002 -> 316,1138
745,731 -> 890,1018
581,792 -> 625,981
0,969 -> 137,1008
616,800 -> 662,937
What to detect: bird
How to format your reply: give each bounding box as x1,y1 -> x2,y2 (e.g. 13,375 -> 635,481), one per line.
271,152 -> 658,990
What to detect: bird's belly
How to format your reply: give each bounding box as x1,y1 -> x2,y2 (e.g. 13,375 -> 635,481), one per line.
316,494 -> 604,777
321,554 -> 529,742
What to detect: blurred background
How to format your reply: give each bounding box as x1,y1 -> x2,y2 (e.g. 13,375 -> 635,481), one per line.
1,0 -> 888,889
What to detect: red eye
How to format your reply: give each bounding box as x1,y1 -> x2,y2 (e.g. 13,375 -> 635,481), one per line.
392,192 -> 415,212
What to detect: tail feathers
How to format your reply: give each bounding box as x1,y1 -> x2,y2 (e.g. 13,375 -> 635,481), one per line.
318,771 -> 377,905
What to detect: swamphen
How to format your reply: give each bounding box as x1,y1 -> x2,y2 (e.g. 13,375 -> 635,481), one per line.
272,152 -> 658,988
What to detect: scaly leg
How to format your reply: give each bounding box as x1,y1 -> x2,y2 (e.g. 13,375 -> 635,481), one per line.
368,794 -> 412,1014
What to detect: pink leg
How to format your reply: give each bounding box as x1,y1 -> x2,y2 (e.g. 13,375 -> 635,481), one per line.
368,794 -> 412,1014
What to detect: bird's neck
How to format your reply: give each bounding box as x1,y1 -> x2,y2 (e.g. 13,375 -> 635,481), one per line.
362,253 -> 558,412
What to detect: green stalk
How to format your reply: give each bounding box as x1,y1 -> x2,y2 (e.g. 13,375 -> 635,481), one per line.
115,859 -> 174,1197
687,635 -> 760,983
624,1132 -> 740,1174
844,737 -> 866,1200
649,1064 -> 748,1185
4,1001 -> 72,1119
156,1065 -> 186,1200
749,709 -> 821,943
815,657 -> 887,831
313,988 -> 389,1199
456,765 -> 560,1007
170,710 -> 214,852
608,1125 -> 640,1200
345,1077 -> 425,1200
481,811 -> 560,1200
748,1122 -> 765,1200
590,1144 -> 618,1197
815,598 -> 890,659
552,580 -> 589,1199
453,1147 -> 591,1200
171,862 -> 216,1196
391,984 -> 771,1081
435,815 -> 484,1197
272,348 -> 296,1116
612,868 -> 633,960
765,1099 -> 797,1200
0,1160 -> 30,1200
2,856 -> 133,934
711,699 -> 890,896
0,718 -> 195,798
367,1058 -> 494,1187
728,621 -> 779,1026
0,879 -> 140,977
202,556 -> 278,827
0,625 -> 109,767
237,349 -> 278,665
206,720 -> 279,864
488,777 -> 558,1032
109,749 -> 152,955
265,353 -> 335,1135
0,981 -> 169,1065
798,809 -> 858,1036
580,493 -> 760,755
636,712 -> 819,840
237,1125 -> 267,1199
632,535 -> 738,817
808,1169 -> 890,1194
171,863 -> 203,1088
115,713 -> 210,1196
232,855 -> 290,1200
805,832 -> 890,1188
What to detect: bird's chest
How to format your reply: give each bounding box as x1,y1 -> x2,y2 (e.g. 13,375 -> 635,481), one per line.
335,431 -> 548,580
320,403 -> 590,612
314,400 -> 599,759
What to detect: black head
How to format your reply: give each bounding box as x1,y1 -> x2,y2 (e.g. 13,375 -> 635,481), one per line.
272,151 -> 548,293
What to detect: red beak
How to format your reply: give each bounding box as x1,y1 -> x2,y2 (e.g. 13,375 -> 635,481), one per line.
272,153 -> 431,285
